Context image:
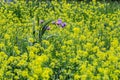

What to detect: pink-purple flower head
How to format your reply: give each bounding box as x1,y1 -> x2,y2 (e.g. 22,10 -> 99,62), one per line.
56,19 -> 62,25
46,26 -> 50,30
39,20 -> 44,24
61,22 -> 67,28
55,19 -> 67,28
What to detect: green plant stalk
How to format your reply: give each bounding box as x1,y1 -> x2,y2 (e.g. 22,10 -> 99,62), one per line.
38,19 -> 53,43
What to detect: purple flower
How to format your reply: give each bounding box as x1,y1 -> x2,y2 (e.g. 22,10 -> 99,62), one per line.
61,22 -> 66,28
39,20 -> 44,24
56,19 -> 62,25
46,26 -> 50,30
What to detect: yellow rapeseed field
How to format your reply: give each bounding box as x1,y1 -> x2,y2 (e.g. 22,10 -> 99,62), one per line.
0,0 -> 120,80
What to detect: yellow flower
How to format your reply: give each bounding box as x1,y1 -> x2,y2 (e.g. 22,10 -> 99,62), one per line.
92,0 -> 96,2
80,64 -> 87,73
17,60 -> 26,66
98,68 -> 104,73
42,40 -> 50,45
111,38 -> 119,48
6,71 -> 13,76
99,41 -> 105,47
73,27 -> 80,34
50,62 -> 55,68
34,67 -> 42,75
0,43 -> 5,49
84,43 -> 93,51
27,46 -> 39,53
14,46 -> 20,55
82,51 -> 88,57
8,42 -> 12,46
21,70 -> 29,78
8,56 -> 14,63
67,40 -> 73,45
59,75 -> 64,80
64,40 -> 73,45
109,21 -> 114,27
97,51 -> 106,60
80,74 -> 87,80
29,51 -> 35,59
80,35 -> 86,41
42,68 -> 53,80
95,74 -> 101,80
36,55 -> 48,63
14,76 -> 19,80
28,38 -> 34,43
92,46 -> 99,53
28,76 -> 35,80
103,68 -> 110,75
61,46 -> 66,50
0,52 -> 8,59
74,74 -> 80,80
108,55 -> 118,63
33,74 -> 38,80
4,34 -> 10,40
110,74 -> 118,80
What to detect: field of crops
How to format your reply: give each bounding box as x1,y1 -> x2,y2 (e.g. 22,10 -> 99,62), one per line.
0,0 -> 120,80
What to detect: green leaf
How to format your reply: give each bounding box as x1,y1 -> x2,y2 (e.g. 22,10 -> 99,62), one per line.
39,19 -> 53,42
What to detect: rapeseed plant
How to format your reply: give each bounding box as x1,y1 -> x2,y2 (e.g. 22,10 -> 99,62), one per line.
0,0 -> 120,80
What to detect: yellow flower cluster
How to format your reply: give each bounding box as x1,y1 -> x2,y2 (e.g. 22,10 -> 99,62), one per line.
0,0 -> 120,80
